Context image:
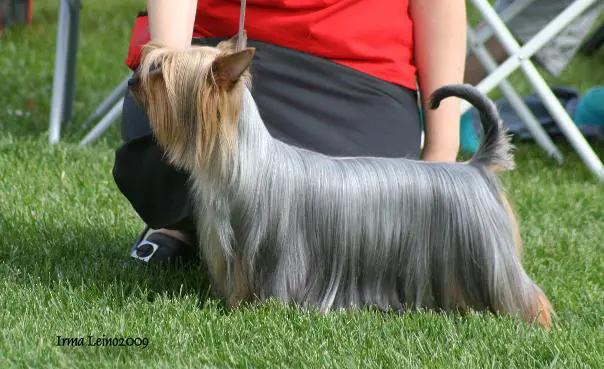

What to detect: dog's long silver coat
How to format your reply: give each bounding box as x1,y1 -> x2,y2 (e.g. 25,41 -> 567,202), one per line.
194,84 -> 540,317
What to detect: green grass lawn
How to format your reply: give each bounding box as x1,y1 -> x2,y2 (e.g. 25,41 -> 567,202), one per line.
1,1 -> 603,368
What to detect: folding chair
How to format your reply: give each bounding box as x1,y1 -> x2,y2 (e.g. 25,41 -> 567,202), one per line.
48,0 -> 130,145
467,0 -> 604,179
78,76 -> 129,145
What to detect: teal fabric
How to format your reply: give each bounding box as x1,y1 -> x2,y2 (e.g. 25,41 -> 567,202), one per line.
460,111 -> 480,154
573,87 -> 604,127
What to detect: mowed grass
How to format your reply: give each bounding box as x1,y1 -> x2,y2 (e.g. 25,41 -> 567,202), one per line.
1,1 -> 603,368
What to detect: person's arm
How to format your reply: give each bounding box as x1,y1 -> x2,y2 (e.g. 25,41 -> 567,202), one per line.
148,0 -> 197,50
410,0 -> 467,162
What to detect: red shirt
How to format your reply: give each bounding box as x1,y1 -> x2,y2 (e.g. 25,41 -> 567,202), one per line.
126,0 -> 417,90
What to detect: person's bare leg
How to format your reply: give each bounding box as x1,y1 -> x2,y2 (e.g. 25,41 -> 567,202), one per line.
464,35 -> 509,85
130,216 -> 198,264
144,228 -> 194,245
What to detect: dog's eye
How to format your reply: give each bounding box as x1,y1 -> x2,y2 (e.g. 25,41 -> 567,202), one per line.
129,63 -> 162,87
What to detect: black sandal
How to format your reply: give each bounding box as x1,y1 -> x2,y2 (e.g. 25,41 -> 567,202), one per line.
130,226 -> 197,265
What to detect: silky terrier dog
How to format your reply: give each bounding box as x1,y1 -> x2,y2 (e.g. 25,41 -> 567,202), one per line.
129,35 -> 553,329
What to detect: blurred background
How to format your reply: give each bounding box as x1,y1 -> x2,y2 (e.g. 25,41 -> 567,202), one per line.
0,0 -> 602,149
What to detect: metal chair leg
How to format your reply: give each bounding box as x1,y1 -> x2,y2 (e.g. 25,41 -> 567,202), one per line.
79,98 -> 124,146
78,76 -> 130,136
49,0 -> 81,144
62,0 -> 80,128
473,0 -> 536,45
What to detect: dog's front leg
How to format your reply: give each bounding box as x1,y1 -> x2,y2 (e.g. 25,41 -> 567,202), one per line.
227,256 -> 251,310
200,223 -> 250,309
201,230 -> 229,299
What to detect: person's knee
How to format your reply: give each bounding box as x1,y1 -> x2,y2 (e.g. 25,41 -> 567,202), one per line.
121,82 -> 154,142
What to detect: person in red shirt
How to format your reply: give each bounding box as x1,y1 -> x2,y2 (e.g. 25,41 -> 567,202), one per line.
114,0 -> 467,263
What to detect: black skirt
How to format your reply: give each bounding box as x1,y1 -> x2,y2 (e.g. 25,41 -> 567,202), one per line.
112,38 -> 422,231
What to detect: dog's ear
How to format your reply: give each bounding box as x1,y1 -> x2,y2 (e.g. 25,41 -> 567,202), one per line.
217,31 -> 248,52
212,48 -> 255,89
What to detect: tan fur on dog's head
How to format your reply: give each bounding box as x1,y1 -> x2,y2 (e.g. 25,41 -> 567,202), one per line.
129,35 -> 254,172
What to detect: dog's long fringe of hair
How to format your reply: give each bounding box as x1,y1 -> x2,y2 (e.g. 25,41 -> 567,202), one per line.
137,43 -> 250,172
133,45 -> 552,328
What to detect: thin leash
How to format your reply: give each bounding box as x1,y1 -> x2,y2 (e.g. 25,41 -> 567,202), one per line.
236,0 -> 247,51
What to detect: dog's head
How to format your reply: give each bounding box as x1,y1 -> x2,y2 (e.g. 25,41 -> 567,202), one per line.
129,34 -> 254,171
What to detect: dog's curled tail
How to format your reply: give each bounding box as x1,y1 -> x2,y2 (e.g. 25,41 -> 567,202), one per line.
429,84 -> 515,172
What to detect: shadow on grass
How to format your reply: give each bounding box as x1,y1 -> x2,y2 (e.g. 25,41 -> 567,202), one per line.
0,213 -> 218,310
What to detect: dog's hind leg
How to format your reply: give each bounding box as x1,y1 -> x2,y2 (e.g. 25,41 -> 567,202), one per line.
490,263 -> 554,330
522,284 -> 554,330
499,194 -> 554,329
